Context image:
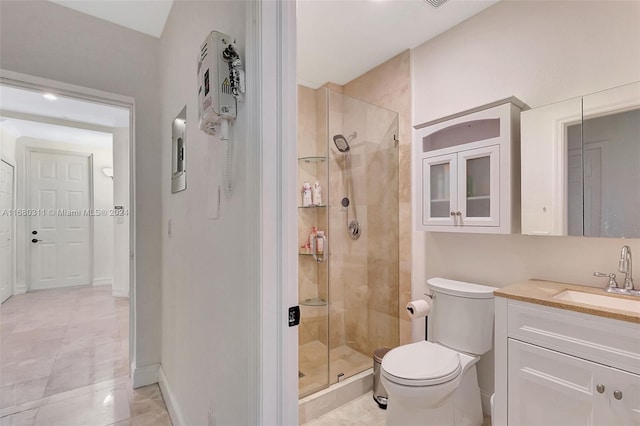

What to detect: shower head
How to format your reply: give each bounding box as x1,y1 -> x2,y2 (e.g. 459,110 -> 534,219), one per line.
332,132 -> 357,153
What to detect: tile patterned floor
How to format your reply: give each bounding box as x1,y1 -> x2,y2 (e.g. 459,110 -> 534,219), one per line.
0,286 -> 172,426
299,341 -> 372,397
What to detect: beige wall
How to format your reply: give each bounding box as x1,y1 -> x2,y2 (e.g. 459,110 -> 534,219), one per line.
343,50 -> 413,346
159,2 -> 259,424
411,0 -> 640,410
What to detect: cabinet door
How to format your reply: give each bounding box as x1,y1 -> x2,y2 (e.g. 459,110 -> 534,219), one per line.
508,339 -> 610,426
422,153 -> 457,226
610,368 -> 640,426
457,145 -> 499,227
521,97 -> 582,235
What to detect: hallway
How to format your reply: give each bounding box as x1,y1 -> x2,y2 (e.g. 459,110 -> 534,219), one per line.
0,286 -> 171,425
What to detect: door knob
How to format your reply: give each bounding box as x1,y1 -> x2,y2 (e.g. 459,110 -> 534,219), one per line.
614,390 -> 623,400
596,384 -> 605,393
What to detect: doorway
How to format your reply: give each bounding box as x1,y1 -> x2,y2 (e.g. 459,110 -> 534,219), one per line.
0,73 -> 135,410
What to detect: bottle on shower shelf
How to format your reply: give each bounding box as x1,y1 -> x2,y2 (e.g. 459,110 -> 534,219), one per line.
301,181 -> 312,207
312,181 -> 322,206
316,230 -> 325,255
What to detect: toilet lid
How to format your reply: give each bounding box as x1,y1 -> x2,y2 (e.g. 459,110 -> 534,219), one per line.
381,341 -> 461,386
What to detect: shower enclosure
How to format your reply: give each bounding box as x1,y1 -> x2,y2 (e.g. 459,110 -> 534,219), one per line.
297,87 -> 400,397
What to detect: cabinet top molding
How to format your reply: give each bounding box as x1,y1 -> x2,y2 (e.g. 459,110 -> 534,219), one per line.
414,96 -> 528,130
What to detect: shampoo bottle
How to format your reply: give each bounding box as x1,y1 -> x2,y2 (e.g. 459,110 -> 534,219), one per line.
312,181 -> 322,206
316,230 -> 325,255
301,182 -> 312,207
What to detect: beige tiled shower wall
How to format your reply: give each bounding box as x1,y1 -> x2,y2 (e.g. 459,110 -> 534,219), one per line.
297,47 -> 412,372
343,50 -> 413,346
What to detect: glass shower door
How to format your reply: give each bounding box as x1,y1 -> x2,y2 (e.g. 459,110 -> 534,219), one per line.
326,91 -> 399,385
297,86 -> 400,397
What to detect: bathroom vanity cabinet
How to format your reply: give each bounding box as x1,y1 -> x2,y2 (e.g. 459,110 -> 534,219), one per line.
494,285 -> 640,426
413,99 -> 525,233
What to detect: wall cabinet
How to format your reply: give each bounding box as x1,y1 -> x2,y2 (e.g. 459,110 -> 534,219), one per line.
495,298 -> 640,426
414,99 -> 525,233
521,81 -> 640,237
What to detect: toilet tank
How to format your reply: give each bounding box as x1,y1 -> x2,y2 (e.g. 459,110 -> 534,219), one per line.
427,278 -> 497,355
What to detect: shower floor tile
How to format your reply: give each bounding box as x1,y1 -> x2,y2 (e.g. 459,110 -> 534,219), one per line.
299,341 -> 371,397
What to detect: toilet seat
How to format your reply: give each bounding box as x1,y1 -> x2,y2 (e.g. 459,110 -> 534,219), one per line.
381,341 -> 461,387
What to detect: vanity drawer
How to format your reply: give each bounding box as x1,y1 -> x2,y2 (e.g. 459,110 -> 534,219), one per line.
507,300 -> 640,374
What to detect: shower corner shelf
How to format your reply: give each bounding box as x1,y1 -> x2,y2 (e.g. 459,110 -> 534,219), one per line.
300,297 -> 327,307
298,156 -> 327,163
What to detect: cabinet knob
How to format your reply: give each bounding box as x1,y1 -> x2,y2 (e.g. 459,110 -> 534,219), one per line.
596,384 -> 605,394
450,211 -> 456,216
455,211 -> 462,216
614,390 -> 623,400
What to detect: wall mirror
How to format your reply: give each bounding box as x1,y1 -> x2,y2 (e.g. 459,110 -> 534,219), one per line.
521,81 -> 640,237
171,106 -> 187,193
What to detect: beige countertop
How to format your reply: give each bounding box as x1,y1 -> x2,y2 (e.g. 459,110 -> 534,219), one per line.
495,279 -> 640,324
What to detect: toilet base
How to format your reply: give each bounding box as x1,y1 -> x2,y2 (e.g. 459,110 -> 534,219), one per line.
385,365 -> 483,426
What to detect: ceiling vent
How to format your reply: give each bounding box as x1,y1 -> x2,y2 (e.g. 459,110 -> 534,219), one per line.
425,0 -> 448,7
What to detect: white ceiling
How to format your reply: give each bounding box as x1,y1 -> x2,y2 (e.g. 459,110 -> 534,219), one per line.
297,0 -> 500,88
0,85 -> 128,149
42,0 -> 499,90
49,0 -> 173,38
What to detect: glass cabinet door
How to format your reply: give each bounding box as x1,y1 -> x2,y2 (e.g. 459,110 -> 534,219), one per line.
422,153 -> 457,226
457,145 -> 500,226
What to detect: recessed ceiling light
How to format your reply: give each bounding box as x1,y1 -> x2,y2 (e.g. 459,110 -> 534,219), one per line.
43,93 -> 57,101
425,0 -> 448,7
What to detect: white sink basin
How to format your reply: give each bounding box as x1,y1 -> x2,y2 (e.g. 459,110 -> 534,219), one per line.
553,290 -> 640,314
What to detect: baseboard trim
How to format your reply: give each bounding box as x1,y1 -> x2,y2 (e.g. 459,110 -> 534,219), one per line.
159,365 -> 186,426
112,288 -> 129,298
481,390 -> 492,415
93,278 -> 113,287
14,283 -> 26,295
132,363 -> 159,388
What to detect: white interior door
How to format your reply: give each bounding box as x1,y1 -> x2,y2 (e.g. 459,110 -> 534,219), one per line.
0,161 -> 14,303
29,151 -> 91,290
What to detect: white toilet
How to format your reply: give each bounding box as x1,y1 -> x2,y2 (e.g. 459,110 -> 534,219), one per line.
381,277 -> 497,426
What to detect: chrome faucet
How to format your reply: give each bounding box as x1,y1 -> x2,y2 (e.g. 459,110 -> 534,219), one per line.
618,245 -> 634,291
593,245 -> 639,296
